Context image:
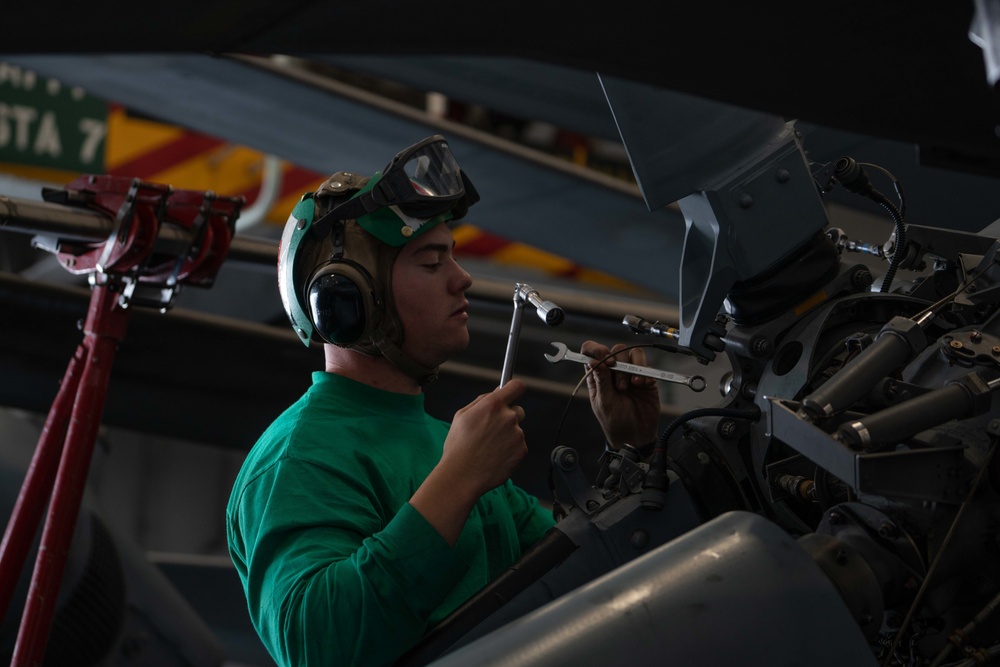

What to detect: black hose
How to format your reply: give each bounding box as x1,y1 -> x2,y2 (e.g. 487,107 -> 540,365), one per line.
395,527 -> 578,667
833,157 -> 907,293
641,406 -> 761,510
872,190 -> 906,293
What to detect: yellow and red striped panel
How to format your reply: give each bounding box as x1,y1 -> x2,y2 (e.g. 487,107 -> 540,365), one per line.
3,105 -> 641,292
104,105 -> 323,224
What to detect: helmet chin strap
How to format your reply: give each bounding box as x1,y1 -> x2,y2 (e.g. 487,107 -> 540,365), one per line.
373,333 -> 439,386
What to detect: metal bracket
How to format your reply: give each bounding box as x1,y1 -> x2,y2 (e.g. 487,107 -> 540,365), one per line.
767,398 -> 967,503
551,447 -> 615,516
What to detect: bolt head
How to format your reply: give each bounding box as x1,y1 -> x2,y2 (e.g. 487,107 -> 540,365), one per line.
878,523 -> 897,538
630,529 -> 650,550
559,450 -> 578,469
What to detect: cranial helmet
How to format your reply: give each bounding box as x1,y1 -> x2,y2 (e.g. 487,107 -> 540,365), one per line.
277,135 -> 479,384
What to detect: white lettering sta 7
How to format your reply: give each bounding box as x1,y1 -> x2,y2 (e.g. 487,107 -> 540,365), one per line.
0,103 -> 38,150
34,111 -> 61,157
78,118 -> 106,164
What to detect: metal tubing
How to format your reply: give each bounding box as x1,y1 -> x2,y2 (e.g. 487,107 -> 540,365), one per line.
1,193 -> 235,268
3,192 -> 682,327
0,196 -> 114,241
837,375 -> 990,447
799,316 -> 926,419
10,281 -> 131,666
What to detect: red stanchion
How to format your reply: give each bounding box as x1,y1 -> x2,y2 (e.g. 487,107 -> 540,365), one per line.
0,334 -> 83,619
0,175 -> 242,665
10,280 -> 130,665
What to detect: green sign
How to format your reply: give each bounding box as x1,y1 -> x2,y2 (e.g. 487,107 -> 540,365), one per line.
0,62 -> 107,172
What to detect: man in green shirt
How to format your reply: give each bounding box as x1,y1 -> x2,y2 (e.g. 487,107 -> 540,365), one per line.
226,136 -> 660,666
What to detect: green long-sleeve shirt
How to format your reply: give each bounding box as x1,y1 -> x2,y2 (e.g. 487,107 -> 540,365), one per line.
226,372 -> 555,667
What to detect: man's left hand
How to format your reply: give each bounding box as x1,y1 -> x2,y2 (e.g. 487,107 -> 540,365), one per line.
581,340 -> 661,451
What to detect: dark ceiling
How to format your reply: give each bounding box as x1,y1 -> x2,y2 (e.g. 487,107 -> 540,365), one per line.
6,2 -> 1000,174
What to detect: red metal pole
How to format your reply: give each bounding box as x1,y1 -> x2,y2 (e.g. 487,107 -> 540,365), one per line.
9,280 -> 131,667
0,176 -> 240,665
0,346 -> 82,621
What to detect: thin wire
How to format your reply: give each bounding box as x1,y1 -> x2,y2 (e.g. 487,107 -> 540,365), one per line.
880,437 -> 999,666
929,447 -> 1000,667
911,260 -> 992,323
550,343 -> 662,449
860,161 -> 907,218
937,643 -> 1000,667
547,343 -> 662,515
552,374 -> 590,449
859,162 -> 900,182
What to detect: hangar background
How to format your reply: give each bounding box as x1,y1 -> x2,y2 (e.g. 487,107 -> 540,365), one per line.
2,2 -> 1000,665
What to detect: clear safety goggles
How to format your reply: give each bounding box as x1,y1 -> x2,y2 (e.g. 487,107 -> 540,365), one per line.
327,135 -> 478,222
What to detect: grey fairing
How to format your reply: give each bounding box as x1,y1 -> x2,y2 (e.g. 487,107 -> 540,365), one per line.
430,511 -> 877,667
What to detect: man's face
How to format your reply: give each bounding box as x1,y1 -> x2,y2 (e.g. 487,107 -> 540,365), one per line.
391,224 -> 473,368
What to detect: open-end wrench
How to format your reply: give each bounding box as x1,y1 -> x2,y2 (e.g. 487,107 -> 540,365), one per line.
544,342 -> 707,392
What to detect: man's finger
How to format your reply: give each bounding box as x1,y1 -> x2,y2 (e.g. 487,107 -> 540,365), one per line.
495,377 -> 527,404
609,343 -> 632,360
460,392 -> 491,412
608,344 -> 633,390
512,405 -> 526,422
628,346 -> 648,366
581,340 -> 612,363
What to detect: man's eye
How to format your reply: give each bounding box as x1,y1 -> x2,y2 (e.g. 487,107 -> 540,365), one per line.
423,262 -> 442,270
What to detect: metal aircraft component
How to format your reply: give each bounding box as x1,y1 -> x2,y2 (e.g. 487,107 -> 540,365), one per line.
441,129 -> 1000,665
432,512 -> 879,667
600,75 -> 832,361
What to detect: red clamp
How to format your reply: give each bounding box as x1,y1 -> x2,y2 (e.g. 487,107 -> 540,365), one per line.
46,174 -> 243,310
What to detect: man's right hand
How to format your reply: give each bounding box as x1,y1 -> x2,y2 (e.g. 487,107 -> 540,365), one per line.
410,379 -> 529,546
443,378 -> 528,497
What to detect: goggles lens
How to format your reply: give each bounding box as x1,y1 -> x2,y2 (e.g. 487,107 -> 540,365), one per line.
401,141 -> 463,200
326,136 -> 475,222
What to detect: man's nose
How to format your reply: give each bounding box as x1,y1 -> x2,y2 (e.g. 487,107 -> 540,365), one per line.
452,261 -> 473,292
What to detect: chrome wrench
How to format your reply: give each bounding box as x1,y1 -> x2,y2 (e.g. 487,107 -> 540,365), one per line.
544,342 -> 707,392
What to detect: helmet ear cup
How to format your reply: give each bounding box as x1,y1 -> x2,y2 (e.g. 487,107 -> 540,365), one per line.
306,259 -> 377,346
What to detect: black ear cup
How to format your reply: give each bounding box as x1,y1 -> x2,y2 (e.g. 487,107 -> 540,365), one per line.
306,260 -> 377,345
